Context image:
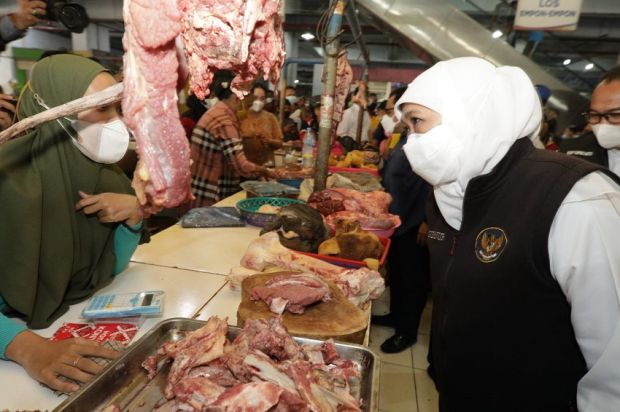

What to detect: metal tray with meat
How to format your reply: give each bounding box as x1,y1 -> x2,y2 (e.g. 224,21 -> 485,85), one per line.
54,317 -> 379,412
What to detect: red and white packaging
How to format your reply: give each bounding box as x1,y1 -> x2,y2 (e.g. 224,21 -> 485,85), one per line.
50,321 -> 139,347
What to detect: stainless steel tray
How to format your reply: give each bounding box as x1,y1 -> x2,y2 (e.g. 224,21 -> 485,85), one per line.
54,318 -> 379,412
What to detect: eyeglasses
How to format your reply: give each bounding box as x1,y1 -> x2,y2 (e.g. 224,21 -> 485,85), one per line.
582,110 -> 620,125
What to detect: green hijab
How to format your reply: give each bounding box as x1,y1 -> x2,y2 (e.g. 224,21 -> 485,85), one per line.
0,54 -> 133,328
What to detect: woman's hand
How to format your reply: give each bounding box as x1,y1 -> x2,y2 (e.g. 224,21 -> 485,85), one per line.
75,191 -> 142,226
5,331 -> 119,393
417,221 -> 429,246
258,167 -> 278,180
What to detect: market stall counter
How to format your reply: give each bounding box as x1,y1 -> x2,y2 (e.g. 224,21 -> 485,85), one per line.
0,263 -> 227,410
131,192 -> 261,275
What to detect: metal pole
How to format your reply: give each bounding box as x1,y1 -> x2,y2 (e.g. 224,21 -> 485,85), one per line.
314,0 -> 346,192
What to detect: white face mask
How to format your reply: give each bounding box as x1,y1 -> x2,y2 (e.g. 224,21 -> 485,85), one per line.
265,97 -> 273,104
251,100 -> 265,112
403,124 -> 462,186
286,96 -> 298,105
592,124 -> 620,149
381,114 -> 396,136
69,118 -> 130,164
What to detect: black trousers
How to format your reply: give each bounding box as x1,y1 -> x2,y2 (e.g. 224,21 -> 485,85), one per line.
387,226 -> 430,338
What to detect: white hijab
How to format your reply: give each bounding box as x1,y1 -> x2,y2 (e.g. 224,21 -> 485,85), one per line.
396,57 -> 542,229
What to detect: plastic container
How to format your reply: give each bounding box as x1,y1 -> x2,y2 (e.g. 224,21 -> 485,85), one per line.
277,178 -> 304,189
302,128 -> 316,168
236,197 -> 305,227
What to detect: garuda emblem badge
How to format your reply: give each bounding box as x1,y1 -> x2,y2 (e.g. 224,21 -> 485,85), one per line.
475,227 -> 508,263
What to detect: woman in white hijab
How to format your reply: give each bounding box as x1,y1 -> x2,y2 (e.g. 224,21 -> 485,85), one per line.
396,57 -> 620,412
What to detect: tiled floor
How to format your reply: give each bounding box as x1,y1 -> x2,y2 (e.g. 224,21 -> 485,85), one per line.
370,290 -> 439,412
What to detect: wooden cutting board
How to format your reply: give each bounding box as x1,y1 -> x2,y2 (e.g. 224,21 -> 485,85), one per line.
238,272 -> 368,344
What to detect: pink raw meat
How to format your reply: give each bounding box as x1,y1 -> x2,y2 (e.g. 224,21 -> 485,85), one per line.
236,232 -> 385,307
122,0 -> 192,212
250,273 -> 332,314
179,0 -> 285,99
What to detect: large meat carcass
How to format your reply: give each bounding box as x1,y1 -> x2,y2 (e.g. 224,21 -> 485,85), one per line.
122,0 -> 285,212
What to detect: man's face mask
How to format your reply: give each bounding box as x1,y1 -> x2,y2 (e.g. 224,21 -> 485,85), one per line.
69,118 -> 130,164
592,123 -> 620,149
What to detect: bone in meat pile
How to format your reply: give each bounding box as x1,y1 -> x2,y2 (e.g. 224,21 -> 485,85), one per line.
143,316 -> 362,411
251,273 -> 332,315
122,0 -> 285,211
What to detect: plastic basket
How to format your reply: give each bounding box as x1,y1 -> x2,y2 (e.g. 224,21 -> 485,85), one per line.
236,197 -> 305,227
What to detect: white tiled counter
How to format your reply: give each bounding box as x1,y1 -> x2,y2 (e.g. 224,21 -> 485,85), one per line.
131,192 -> 260,275
0,263 -> 226,411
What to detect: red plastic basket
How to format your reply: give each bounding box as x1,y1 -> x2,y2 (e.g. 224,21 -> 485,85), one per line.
297,236 -> 391,269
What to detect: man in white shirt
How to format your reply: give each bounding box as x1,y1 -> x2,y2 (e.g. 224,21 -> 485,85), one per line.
336,98 -> 371,143
588,66 -> 620,176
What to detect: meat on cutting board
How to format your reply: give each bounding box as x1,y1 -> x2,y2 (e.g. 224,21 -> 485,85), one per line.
235,232 -> 385,307
251,273 -> 332,314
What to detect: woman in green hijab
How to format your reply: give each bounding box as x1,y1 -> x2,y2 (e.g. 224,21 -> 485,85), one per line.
0,54 -> 143,392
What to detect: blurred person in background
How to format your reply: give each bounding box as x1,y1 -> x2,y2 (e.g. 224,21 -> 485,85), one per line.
590,67 -> 620,175
189,72 -> 275,207
281,118 -> 299,143
565,66 -> 620,176
373,87 -> 406,151
337,87 -> 371,143
264,89 -> 276,113
239,83 -> 283,164
180,94 -> 207,139
373,123 -> 432,354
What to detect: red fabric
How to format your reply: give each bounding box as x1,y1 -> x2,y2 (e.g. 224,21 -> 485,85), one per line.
180,116 -> 197,139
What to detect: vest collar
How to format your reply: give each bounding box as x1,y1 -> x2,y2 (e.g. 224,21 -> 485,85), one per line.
460,138 -> 534,227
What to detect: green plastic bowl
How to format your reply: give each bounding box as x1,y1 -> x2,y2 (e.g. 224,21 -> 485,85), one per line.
236,197 -> 304,227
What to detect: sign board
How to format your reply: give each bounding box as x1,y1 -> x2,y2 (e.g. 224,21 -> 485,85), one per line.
514,0 -> 582,31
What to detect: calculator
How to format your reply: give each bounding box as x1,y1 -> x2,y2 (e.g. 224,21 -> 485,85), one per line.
82,291 -> 164,319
